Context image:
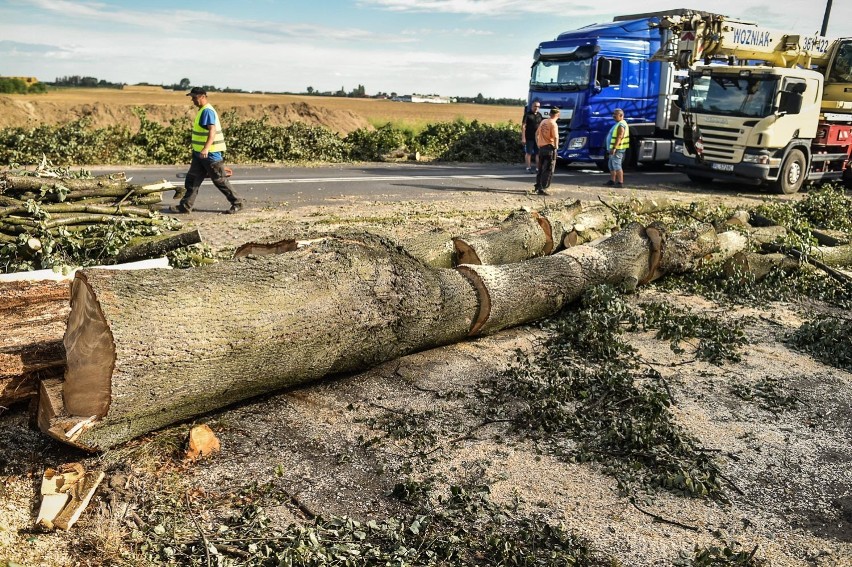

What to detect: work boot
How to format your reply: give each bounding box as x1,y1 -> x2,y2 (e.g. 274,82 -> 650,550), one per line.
223,202 -> 243,215
605,179 -> 615,186
169,204 -> 191,214
615,182 -> 624,188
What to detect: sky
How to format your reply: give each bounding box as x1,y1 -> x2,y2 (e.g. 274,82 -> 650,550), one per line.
1,0 -> 851,99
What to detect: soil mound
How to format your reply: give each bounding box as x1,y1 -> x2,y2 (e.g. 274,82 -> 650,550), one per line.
0,97 -> 370,134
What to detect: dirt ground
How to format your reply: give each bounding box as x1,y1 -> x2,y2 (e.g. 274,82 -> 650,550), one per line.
0,88 -> 519,133
1,182 -> 851,566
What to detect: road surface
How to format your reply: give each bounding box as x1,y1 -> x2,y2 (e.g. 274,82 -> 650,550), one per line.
93,162 -> 777,214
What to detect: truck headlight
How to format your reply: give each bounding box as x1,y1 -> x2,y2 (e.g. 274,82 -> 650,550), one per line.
673,142 -> 684,154
742,154 -> 770,164
568,137 -> 587,150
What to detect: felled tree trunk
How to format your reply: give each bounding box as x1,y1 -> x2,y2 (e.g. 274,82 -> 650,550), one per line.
458,223 -> 716,335
453,210 -> 549,265
43,223 -> 721,450
45,233 -> 479,450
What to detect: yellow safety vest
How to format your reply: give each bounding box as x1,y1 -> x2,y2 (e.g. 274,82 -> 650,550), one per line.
609,120 -> 629,150
191,104 -> 227,153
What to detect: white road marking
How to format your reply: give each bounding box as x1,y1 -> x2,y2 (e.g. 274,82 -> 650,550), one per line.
223,173 -> 548,185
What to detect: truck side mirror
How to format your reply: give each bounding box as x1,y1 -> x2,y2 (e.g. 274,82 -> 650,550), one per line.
778,91 -> 803,115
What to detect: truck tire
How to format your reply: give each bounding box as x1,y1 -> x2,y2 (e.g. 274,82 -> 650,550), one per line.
843,166 -> 852,190
774,149 -> 806,195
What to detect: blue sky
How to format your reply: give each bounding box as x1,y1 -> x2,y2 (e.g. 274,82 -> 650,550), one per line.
1,0 -> 850,99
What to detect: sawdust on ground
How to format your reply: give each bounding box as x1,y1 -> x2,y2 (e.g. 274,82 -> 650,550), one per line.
0,184 -> 850,567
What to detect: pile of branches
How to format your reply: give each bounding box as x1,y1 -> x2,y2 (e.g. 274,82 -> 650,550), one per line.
0,162 -> 198,273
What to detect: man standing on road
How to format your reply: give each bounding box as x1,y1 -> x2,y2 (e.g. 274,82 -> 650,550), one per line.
533,107 -> 559,195
606,108 -> 629,188
521,101 -> 542,173
174,87 -> 244,214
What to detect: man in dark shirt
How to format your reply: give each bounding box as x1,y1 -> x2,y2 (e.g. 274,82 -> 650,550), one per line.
521,101 -> 542,173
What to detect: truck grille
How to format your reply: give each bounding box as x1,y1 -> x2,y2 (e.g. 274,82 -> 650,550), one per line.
696,124 -> 744,163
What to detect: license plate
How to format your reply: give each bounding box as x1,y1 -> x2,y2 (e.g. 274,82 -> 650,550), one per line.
710,162 -> 734,172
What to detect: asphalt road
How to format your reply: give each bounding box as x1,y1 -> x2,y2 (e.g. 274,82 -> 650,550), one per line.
92,162 -> 770,213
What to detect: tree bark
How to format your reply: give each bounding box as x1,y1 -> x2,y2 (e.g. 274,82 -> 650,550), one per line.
44,223 -> 722,450
50,233 -> 480,450
114,229 -> 202,264
453,210 -> 548,265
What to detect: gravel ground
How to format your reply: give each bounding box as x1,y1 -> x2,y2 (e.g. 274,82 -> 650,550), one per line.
1,183 -> 850,566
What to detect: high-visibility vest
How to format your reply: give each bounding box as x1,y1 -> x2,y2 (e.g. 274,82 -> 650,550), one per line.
609,120 -> 629,150
192,104 -> 227,153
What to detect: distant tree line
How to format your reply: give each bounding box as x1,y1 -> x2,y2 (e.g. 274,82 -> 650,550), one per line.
51,75 -> 124,89
16,74 -> 522,105
0,77 -> 46,94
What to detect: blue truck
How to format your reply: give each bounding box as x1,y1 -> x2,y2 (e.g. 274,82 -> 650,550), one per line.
528,10 -> 705,169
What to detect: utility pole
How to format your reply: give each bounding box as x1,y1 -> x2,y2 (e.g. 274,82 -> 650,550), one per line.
820,0 -> 832,36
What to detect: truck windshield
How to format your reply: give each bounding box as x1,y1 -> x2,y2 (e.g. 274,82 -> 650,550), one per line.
688,75 -> 779,118
530,58 -> 592,91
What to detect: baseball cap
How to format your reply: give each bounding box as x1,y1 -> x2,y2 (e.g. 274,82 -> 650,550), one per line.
186,87 -> 207,97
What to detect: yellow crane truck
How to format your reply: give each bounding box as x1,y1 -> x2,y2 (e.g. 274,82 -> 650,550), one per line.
656,13 -> 852,193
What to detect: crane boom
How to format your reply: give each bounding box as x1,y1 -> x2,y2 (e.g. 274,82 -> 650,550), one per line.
655,12 -> 831,69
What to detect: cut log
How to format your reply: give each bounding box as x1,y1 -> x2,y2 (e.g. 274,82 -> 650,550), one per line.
539,200 -> 583,252
1,173 -> 130,194
50,233 -> 479,450
114,229 -> 202,264
396,229 -> 457,268
0,280 -> 70,380
562,204 -> 618,249
723,252 -> 803,280
813,243 -> 852,267
459,222 -> 716,335
453,210 -> 548,265
43,223 -> 722,450
812,228 -> 850,247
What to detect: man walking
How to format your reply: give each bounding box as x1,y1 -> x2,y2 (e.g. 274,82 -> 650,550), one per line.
533,107 -> 560,195
174,87 -> 244,214
606,108 -> 629,188
521,101 -> 542,173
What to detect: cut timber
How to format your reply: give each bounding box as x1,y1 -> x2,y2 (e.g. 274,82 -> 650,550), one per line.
396,229 -> 457,268
185,424 -> 221,461
53,470 -> 105,530
812,229 -> 850,247
0,279 -> 69,378
562,204 -> 618,249
453,210 -> 548,265
723,252 -> 804,280
41,223 -> 726,450
49,233 -> 479,450
459,222 -> 717,335
539,200 -> 583,251
114,229 -> 202,264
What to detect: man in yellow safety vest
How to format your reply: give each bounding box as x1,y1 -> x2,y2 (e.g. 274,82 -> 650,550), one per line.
606,108 -> 629,188
174,87 -> 244,214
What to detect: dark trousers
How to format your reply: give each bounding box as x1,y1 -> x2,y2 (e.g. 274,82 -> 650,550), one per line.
181,154 -> 242,210
535,145 -> 555,191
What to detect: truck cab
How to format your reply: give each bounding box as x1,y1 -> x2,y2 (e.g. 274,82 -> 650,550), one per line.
670,66 -> 825,193
529,12 -> 687,169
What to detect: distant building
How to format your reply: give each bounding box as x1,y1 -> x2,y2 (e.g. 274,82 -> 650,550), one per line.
392,94 -> 453,104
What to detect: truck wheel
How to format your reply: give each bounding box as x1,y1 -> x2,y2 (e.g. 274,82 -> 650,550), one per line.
774,149 -> 806,195
842,166 -> 852,190
686,174 -> 713,185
